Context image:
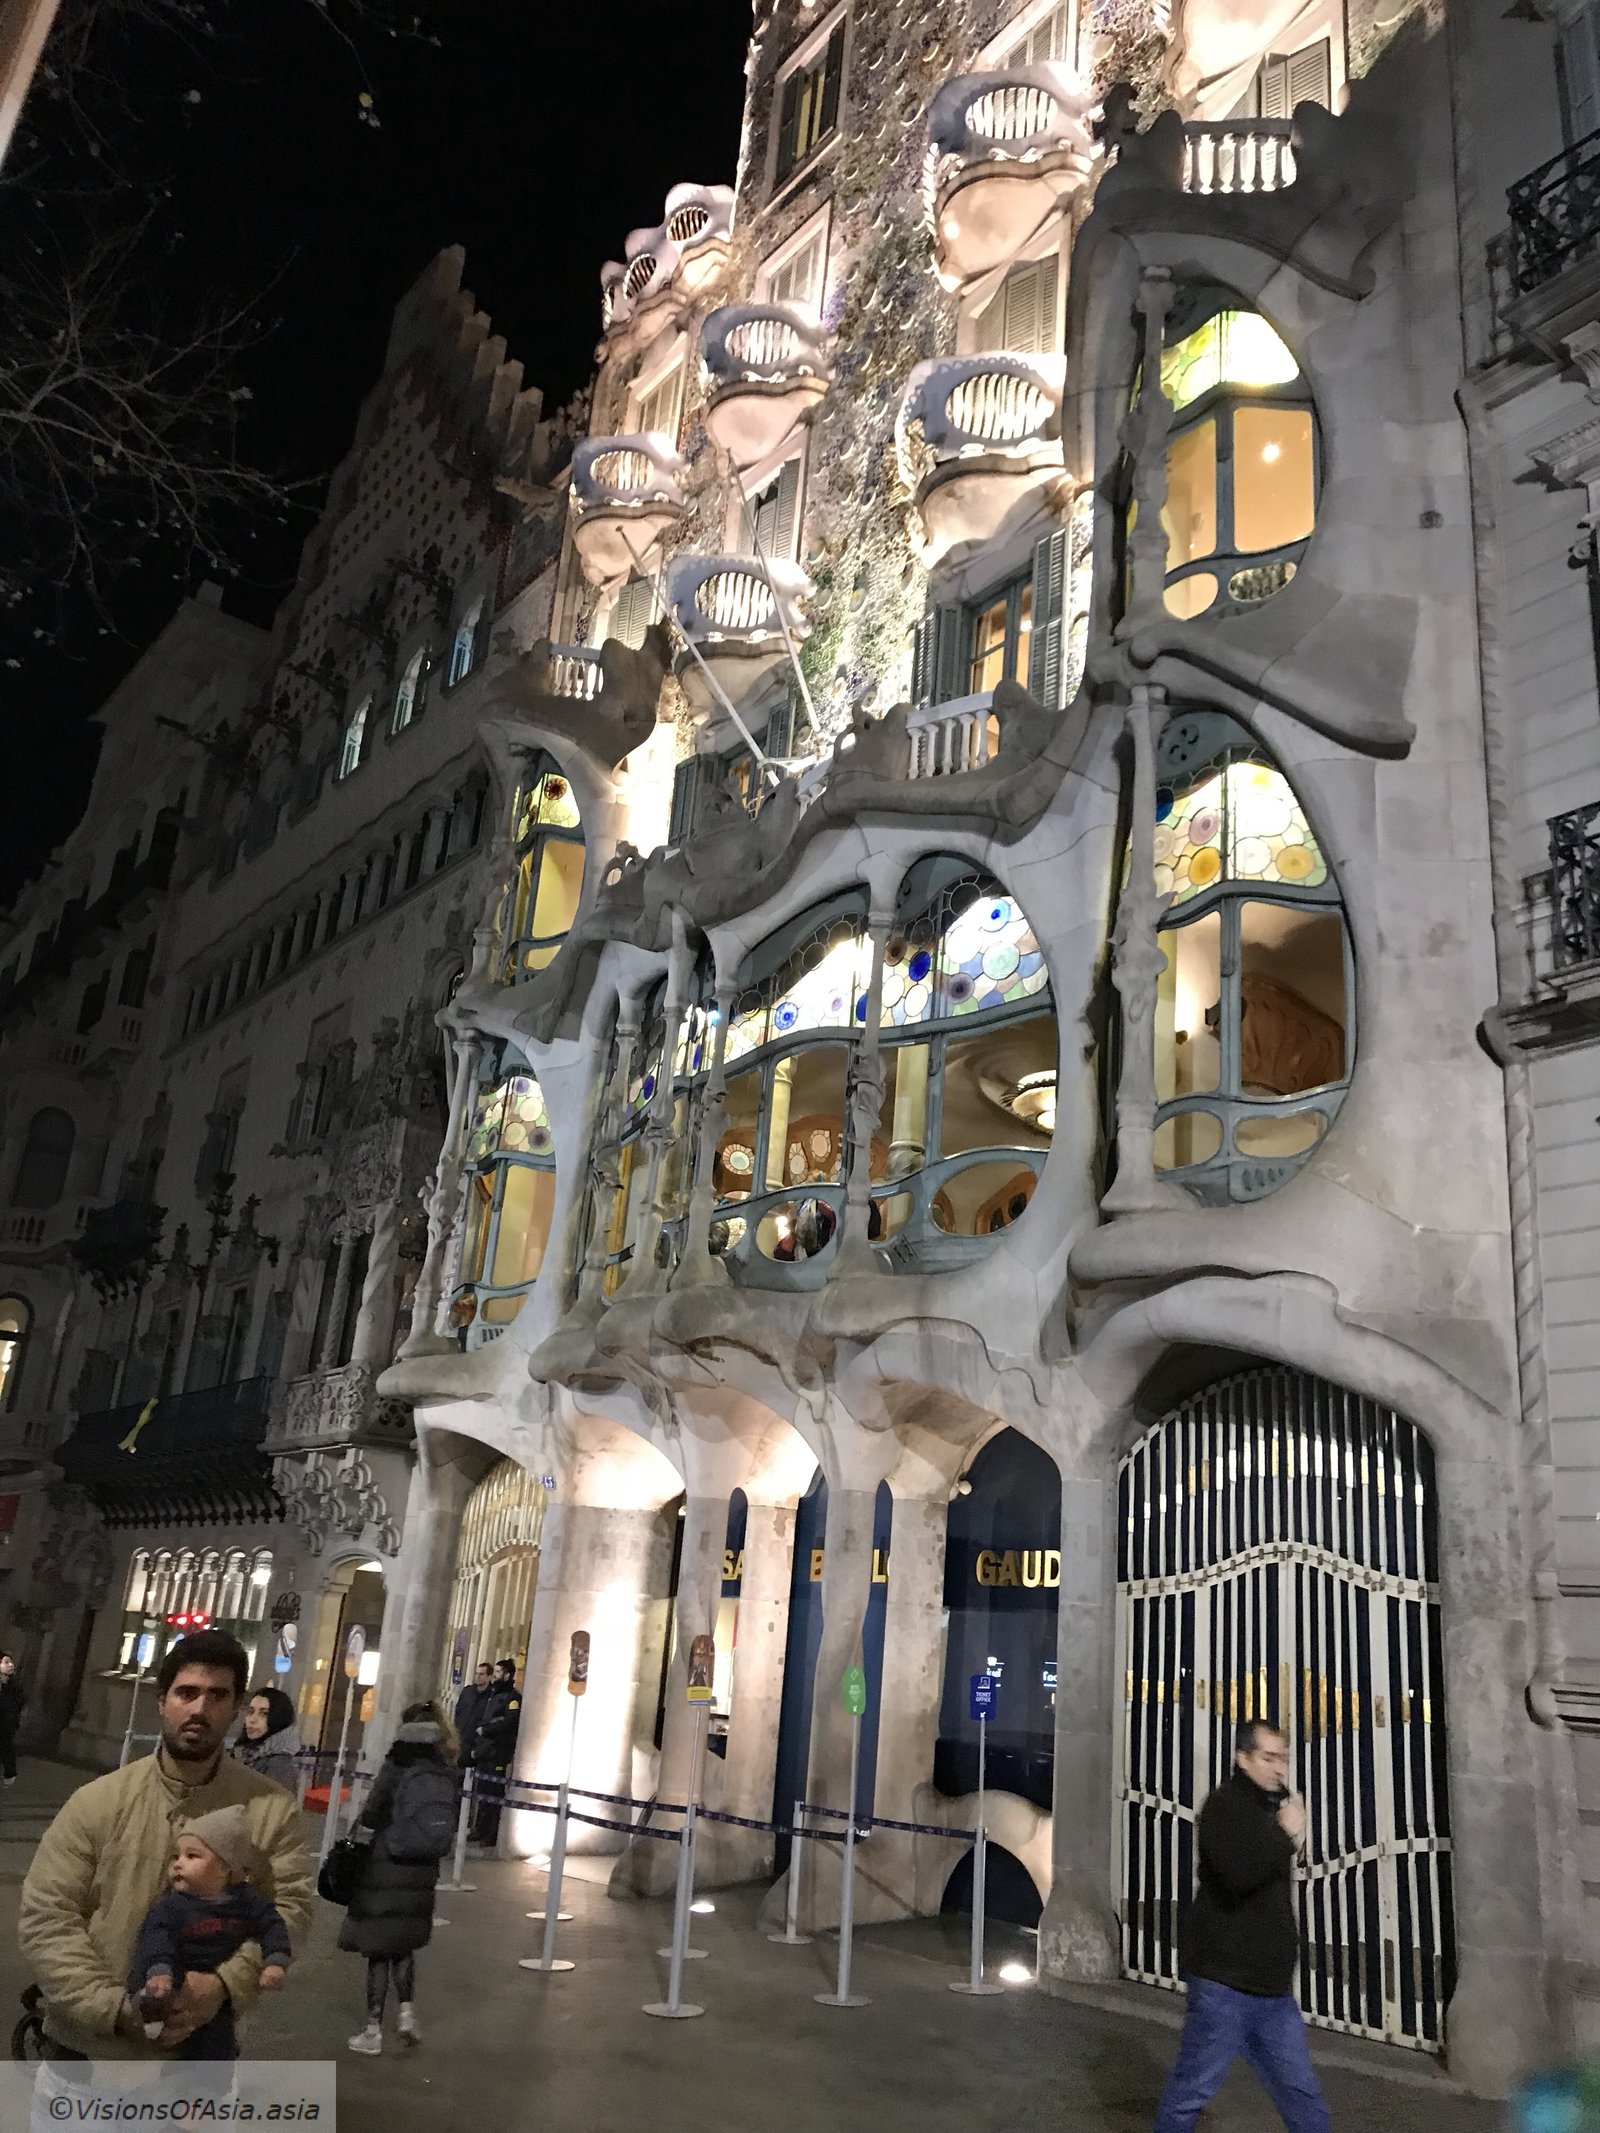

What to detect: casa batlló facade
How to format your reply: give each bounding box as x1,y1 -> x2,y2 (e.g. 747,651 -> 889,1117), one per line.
5,0 -> 1600,2099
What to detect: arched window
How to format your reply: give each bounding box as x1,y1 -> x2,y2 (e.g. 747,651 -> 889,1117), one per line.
1145,711 -> 1351,1200
217,1549 -> 248,1623
13,1108 -> 74,1209
337,698 -> 371,781
391,649 -> 428,736
700,866 -> 1055,1275
0,1295 -> 30,1410
501,764 -> 585,982
193,1549 -> 222,1622
448,601 -> 484,686
871,860 -> 1056,1259
243,1549 -> 273,1623
146,1551 -> 175,1618
452,1048 -> 558,1340
1136,297 -> 1316,621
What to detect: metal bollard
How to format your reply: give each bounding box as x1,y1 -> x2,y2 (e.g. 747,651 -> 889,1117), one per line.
519,1779 -> 575,1973
440,1768 -> 476,1894
767,1799 -> 813,1946
815,1711 -> 870,2008
643,1807 -> 705,2018
645,1703 -> 709,2020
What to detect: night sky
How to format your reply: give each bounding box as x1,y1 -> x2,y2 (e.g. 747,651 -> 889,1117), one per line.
0,0 -> 750,904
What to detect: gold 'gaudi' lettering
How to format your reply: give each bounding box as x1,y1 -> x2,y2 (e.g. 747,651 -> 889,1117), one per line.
720,1548 -> 746,1583
974,1547 -> 1061,1589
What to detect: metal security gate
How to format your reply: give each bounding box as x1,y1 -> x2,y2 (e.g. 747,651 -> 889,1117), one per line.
1117,1367 -> 1454,2051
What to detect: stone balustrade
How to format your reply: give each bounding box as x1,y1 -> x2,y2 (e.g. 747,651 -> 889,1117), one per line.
548,646 -> 605,701
1180,118 -> 1296,196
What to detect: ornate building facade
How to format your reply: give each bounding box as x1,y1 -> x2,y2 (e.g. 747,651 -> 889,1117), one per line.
5,0 -> 1599,2100
358,0 -> 1585,2100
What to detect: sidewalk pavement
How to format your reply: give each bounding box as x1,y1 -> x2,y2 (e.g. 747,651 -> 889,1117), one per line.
0,1758 -> 1506,2133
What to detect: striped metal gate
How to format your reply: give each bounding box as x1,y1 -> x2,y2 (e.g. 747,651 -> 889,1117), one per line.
1117,1367 -> 1454,2051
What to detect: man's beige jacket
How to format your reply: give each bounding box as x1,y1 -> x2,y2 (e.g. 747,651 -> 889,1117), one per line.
18,1751 -> 314,2057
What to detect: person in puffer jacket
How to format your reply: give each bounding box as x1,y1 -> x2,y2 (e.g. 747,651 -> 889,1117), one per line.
339,1704 -> 449,2056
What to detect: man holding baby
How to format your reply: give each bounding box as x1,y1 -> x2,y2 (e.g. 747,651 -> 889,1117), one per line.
18,1628 -> 313,2063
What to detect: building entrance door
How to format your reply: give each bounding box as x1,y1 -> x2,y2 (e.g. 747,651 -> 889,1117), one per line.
443,1456 -> 546,1692
1117,1366 -> 1454,2052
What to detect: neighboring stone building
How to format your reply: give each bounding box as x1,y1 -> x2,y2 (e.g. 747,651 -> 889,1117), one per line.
1459,0 -> 1600,2067
358,0 -> 1583,2100
0,247 -> 575,1770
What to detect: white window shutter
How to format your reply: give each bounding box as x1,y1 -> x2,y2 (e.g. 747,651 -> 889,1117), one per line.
772,457 -> 802,561
1286,38 -> 1331,112
1257,54 -> 1291,119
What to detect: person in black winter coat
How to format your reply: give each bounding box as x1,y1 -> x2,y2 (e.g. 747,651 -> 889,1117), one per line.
452,1664 -> 493,1769
469,1660 -> 521,1847
340,1705 -> 448,2056
0,1652 -> 24,1784
1151,1720 -> 1331,2133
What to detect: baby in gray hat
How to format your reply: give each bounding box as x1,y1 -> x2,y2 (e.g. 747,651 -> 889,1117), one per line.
130,1804 -> 292,2060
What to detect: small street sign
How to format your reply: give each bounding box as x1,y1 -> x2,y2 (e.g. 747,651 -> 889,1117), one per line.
343,1625 -> 366,1680
969,1671 -> 998,1722
842,1664 -> 867,1716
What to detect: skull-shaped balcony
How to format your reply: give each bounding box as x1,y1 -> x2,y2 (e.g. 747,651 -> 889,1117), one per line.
600,183 -> 735,346
570,433 -> 688,589
666,554 -> 814,725
926,65 -> 1096,289
701,304 -> 833,470
898,354 -> 1065,565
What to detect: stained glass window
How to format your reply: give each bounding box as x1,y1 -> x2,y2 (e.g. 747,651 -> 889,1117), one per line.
515,772 -> 582,840
503,762 -> 584,983
725,919 -> 870,1061
1155,751 -> 1327,910
1159,310 -> 1301,415
937,889 -> 1049,1016
467,1073 -> 554,1164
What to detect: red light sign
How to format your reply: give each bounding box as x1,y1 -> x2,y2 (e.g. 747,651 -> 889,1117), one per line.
164,1612 -> 211,1630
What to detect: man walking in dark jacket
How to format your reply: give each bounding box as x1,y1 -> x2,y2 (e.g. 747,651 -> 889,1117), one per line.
1153,1720 -> 1330,2132
469,1660 -> 521,1848
0,1652 -> 23,1784
452,1664 -> 492,1769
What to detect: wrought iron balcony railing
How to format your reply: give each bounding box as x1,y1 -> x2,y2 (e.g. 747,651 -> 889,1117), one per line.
56,1376 -> 278,1527
1550,799 -> 1600,971
1508,126 -> 1600,295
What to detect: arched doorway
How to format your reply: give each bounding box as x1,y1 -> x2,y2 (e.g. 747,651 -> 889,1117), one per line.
301,1558 -> 387,1767
441,1456 -> 546,1693
1117,1365 -> 1453,2052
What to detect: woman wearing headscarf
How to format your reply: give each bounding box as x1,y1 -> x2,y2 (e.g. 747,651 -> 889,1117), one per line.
233,1686 -> 302,1794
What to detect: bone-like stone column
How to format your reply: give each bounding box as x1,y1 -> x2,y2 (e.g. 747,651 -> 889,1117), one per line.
863,1487 -> 948,1916
837,901 -> 893,1267
708,1495 -> 797,1883
619,909 -> 695,1299
796,1474 -> 883,1931
1101,682 -> 1188,1217
617,1488 -> 729,1895
367,1425 -> 484,1750
1038,1469 -> 1121,1985
506,1499 -> 674,1857
674,975 -> 736,1282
